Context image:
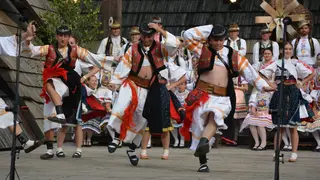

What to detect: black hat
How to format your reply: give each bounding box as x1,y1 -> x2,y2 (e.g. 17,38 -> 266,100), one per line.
56,26 -> 71,35
210,24 -> 227,38
140,22 -> 156,35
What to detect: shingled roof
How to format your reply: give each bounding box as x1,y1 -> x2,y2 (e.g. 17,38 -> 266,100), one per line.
121,0 -> 320,39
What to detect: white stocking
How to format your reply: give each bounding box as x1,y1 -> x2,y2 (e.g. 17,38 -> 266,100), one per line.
286,128 -> 292,146
257,127 -> 267,147
282,131 -> 289,146
171,128 -> 179,144
250,126 -> 259,147
312,131 -> 320,146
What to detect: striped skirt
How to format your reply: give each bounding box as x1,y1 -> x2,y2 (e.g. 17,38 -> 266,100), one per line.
82,114 -> 110,134
234,89 -> 247,119
239,111 -> 274,132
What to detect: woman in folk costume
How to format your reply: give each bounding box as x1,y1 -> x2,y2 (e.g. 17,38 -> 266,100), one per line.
260,42 -> 315,162
24,25 -> 114,159
298,54 -> 320,152
240,49 -> 275,150
0,27 -> 42,153
141,53 -> 186,160
104,22 -> 180,166
79,75 -> 112,147
180,24 -> 274,172
171,81 -> 189,148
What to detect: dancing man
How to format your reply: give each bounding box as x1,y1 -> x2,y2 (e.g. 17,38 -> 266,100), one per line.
180,24 -> 275,172
103,22 -> 179,166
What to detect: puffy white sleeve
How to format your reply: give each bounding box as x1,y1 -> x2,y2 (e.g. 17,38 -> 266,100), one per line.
272,42 -> 280,61
161,61 -> 186,83
313,38 -> 320,60
0,35 -> 17,57
95,87 -> 113,103
23,43 -> 49,57
238,55 -> 270,91
240,76 -> 248,85
296,60 -> 313,79
252,42 -> 259,64
74,60 -> 83,76
239,39 -> 247,57
182,25 -> 213,58
110,47 -> 132,85
161,31 -> 181,56
76,46 -> 113,72
259,61 -> 277,80
97,38 -> 107,55
310,90 -> 318,100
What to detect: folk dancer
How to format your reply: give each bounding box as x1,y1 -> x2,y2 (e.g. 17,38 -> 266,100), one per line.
103,22 -> 180,166
24,25 -> 114,159
180,24 -> 275,172
141,49 -> 186,160
260,42 -> 315,162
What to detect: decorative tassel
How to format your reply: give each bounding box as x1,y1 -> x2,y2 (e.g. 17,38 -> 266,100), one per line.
120,80 -> 138,140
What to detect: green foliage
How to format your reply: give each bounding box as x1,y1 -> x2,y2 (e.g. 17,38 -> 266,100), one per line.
37,0 -> 103,48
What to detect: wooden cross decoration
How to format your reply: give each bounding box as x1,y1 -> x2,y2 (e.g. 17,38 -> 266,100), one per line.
255,0 -> 306,42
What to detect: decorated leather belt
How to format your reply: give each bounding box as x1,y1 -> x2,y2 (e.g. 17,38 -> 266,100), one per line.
283,79 -> 297,85
127,74 -> 150,89
196,80 -> 227,96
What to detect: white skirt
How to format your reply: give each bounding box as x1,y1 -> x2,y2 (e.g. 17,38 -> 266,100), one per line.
107,82 -> 148,145
190,94 -> 231,150
42,78 -> 68,132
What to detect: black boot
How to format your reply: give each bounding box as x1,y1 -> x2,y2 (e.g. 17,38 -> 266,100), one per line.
194,137 -> 210,157
108,131 -> 120,153
48,105 -> 67,124
17,134 -> 43,153
126,143 -> 139,166
197,155 -> 210,172
40,141 -> 54,160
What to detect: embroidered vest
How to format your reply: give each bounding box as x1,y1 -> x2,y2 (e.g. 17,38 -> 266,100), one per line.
293,36 -> 315,58
45,45 -> 77,68
226,39 -> 241,50
130,41 -> 166,75
197,45 -> 239,77
259,41 -> 273,62
105,36 -> 126,56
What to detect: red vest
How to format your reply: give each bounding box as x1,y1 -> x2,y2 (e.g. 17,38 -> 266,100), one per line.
130,41 -> 165,75
198,46 -> 239,77
45,45 -> 77,68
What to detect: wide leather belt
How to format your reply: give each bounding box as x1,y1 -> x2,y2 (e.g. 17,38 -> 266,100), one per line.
196,80 -> 227,96
283,79 -> 297,85
127,74 -> 150,89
